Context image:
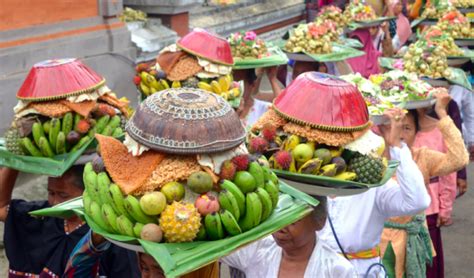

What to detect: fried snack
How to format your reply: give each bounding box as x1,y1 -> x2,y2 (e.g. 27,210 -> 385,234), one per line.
157,51 -> 187,75
28,101 -> 72,118
96,134 -> 165,194
60,100 -> 96,117
167,56 -> 203,81
138,156 -> 202,194
99,94 -> 130,117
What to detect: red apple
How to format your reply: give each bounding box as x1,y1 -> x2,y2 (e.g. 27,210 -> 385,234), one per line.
195,193 -> 220,216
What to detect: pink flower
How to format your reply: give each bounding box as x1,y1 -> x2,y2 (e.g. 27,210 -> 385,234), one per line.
394,59 -> 404,70
244,31 -> 257,41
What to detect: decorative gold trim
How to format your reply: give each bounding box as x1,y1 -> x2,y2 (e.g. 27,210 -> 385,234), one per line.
17,79 -> 106,102
272,104 -> 370,132
177,43 -> 235,66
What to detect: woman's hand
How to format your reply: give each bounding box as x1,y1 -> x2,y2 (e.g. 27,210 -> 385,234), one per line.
265,66 -> 278,81
380,108 -> 406,148
433,90 -> 451,119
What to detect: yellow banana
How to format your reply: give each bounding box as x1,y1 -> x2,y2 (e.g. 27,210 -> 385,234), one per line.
298,158 -> 322,174
334,171 -> 357,181
198,81 -> 213,92
172,81 -> 181,88
150,79 -> 161,91
140,82 -> 151,96
160,79 -> 170,89
283,135 -> 300,152
218,75 -> 230,92
307,142 -> 316,153
329,147 -> 343,158
211,80 -> 222,94
289,157 -> 297,173
140,72 -> 150,85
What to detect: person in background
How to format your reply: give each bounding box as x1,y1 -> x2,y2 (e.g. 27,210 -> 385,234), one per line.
221,197 -> 356,277
449,84 -> 474,163
234,67 -> 282,128
317,108 -> 431,277
379,93 -> 469,278
0,166 -> 139,277
385,0 -> 412,52
64,230 -> 219,278
347,28 -> 385,78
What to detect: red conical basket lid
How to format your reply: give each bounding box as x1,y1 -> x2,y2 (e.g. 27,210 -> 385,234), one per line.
17,58 -> 105,101
273,72 -> 369,132
177,28 -> 234,66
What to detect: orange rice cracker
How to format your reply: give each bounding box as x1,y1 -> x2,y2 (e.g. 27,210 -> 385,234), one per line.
96,134 -> 165,194
60,100 -> 96,117
167,56 -> 203,81
251,108 -> 287,132
28,101 -> 72,118
99,94 -> 130,117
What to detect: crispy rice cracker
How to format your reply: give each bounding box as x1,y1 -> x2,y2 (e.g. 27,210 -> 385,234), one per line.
99,94 -> 130,117
167,56 -> 203,81
157,51 -> 187,75
28,101 -> 72,118
96,134 -> 165,194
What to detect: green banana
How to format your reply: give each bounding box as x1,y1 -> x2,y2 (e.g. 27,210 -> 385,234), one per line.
264,180 -> 279,210
73,113 -> 82,131
204,213 -> 225,240
218,190 -> 240,221
39,136 -> 55,157
87,126 -> 96,138
42,120 -> 51,134
89,201 -> 112,232
62,112 -> 73,136
109,184 -> 134,221
238,192 -> 262,232
32,122 -> 45,147
70,135 -> 91,152
82,190 -> 92,214
262,166 -> 279,185
56,131 -> 66,154
20,137 -> 43,157
112,127 -> 123,138
298,158 -> 322,175
49,118 -> 61,150
83,163 -> 100,203
97,172 -> 112,205
256,188 -> 273,222
133,223 -> 145,238
102,203 -> 119,233
220,210 -> 242,236
195,224 -> 207,241
124,195 -> 156,224
116,214 -> 135,237
220,180 -> 245,215
95,115 -> 110,134
248,162 -> 265,188
102,115 -> 121,136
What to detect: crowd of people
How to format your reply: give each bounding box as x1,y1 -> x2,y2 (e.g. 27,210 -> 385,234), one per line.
1,0 -> 473,277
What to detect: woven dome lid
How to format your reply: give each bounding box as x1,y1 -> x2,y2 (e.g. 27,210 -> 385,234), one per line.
126,88 -> 245,154
17,58 -> 105,101
177,28 -> 234,66
273,72 -> 369,132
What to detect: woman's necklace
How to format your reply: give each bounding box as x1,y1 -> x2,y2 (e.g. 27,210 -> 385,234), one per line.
64,218 -> 85,235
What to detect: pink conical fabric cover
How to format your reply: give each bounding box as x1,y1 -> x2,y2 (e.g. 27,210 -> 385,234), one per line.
17,58 -> 105,101
177,28 -> 234,66
273,72 -> 369,131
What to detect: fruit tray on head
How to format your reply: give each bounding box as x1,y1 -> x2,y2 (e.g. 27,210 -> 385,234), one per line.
454,38 -> 474,47
348,16 -> 396,30
282,44 -> 365,63
31,181 -> 317,278
1,58 -> 130,176
249,72 -> 399,196
126,88 -> 246,154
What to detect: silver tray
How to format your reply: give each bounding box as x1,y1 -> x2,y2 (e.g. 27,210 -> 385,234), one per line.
458,7 -> 474,13
455,39 -> 474,47
278,177 -> 369,197
394,98 -> 437,109
284,52 -> 314,62
447,57 -> 470,67
370,114 -> 389,125
108,238 -> 144,252
422,78 -> 450,88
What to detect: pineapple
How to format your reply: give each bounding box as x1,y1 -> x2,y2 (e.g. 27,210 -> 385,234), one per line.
5,128 -> 24,155
348,154 -> 386,184
159,201 -> 201,243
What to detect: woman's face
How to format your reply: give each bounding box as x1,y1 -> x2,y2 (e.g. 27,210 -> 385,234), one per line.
400,113 -> 417,147
393,2 -> 403,15
272,213 -> 319,252
139,253 -> 165,278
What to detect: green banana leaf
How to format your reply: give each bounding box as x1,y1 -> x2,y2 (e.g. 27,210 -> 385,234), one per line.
30,181 -> 317,278
232,46 -> 289,70
273,160 -> 399,189
348,17 -> 397,30
340,37 -> 364,49
0,137 -> 95,177
302,44 -> 365,62
378,58 -> 472,90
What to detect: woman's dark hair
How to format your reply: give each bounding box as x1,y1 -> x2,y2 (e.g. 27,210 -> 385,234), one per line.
246,69 -> 258,86
311,195 -> 328,226
407,109 -> 420,132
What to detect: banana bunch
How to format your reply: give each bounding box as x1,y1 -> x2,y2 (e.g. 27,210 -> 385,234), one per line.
204,165 -> 279,239
197,75 -> 241,101
83,162 -> 156,236
19,113 -> 123,158
137,71 -> 171,97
